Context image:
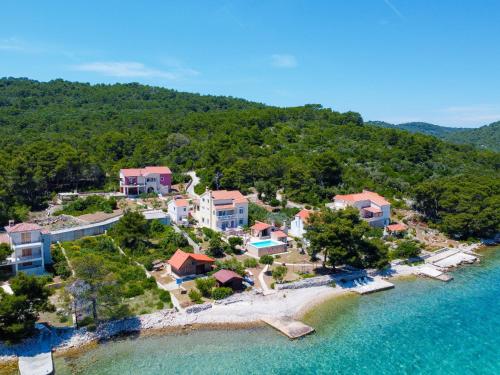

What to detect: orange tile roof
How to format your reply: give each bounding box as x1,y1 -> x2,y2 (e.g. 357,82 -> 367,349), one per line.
334,190 -> 390,206
386,223 -> 407,232
296,209 -> 311,222
168,249 -> 214,270
272,230 -> 287,238
174,199 -> 189,207
211,190 -> 246,201
5,222 -> 41,233
120,166 -> 171,177
251,221 -> 271,231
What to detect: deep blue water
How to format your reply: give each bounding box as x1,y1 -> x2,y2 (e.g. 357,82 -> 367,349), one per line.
55,248 -> 500,375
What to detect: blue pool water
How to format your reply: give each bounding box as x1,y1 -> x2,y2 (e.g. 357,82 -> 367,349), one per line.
249,239 -> 282,248
54,247 -> 500,375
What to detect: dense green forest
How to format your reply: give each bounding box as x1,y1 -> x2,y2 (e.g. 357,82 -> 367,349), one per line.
0,78 -> 498,239
368,120 -> 500,152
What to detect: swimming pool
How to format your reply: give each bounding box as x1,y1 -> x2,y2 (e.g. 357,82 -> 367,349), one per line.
246,239 -> 287,257
249,239 -> 283,248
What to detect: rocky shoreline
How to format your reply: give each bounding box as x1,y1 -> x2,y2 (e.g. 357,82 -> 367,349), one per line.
0,243 -> 488,366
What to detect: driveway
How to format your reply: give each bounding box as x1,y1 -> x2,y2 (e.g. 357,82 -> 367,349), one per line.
186,171 -> 200,198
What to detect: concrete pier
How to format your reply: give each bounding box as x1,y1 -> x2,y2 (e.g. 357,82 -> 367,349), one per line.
262,316 -> 315,339
418,266 -> 453,282
352,278 -> 395,295
18,352 -> 54,375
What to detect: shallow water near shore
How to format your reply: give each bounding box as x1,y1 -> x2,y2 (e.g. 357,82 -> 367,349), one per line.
54,247 -> 500,375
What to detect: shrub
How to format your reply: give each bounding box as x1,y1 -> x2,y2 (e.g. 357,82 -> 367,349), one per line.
156,301 -> 164,310
259,255 -> 274,266
243,257 -> 258,268
188,289 -> 203,304
272,265 -> 288,283
211,287 -> 233,300
195,277 -> 216,298
123,283 -> 144,298
202,227 -> 217,239
215,257 -> 245,275
228,237 -> 243,249
393,240 -> 421,259
141,277 -> 157,290
159,290 -> 171,303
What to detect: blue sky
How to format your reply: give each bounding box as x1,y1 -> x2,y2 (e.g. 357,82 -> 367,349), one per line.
1,1 -> 499,127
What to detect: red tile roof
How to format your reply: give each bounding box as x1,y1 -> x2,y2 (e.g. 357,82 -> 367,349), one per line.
251,221 -> 271,231
272,230 -> 287,238
174,199 -> 189,207
120,166 -> 172,177
4,222 -> 41,233
211,190 -> 247,202
213,269 -> 242,284
168,249 -> 214,270
296,209 -> 311,222
334,190 -> 390,206
386,223 -> 407,232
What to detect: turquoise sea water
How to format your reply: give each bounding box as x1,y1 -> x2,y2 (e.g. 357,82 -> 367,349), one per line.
55,248 -> 500,375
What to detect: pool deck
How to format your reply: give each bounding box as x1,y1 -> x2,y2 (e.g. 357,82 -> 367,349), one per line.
262,316 -> 315,339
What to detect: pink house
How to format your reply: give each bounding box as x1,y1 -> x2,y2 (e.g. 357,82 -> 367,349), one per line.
119,166 -> 172,196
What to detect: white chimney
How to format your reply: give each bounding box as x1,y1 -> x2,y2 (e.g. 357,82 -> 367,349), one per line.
8,219 -> 14,227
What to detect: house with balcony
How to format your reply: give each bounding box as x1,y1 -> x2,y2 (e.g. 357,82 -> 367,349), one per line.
168,197 -> 190,224
1,222 -> 52,276
329,190 -> 391,227
193,188 -> 248,231
119,166 -> 172,196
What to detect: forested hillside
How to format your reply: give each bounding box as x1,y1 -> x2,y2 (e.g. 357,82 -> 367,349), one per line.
444,121 -> 500,152
0,78 -> 498,239
368,120 -> 500,152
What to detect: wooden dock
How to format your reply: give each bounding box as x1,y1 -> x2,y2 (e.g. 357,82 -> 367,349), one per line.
262,316 -> 315,339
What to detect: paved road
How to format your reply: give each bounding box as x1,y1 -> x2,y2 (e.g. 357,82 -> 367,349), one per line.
258,264 -> 275,295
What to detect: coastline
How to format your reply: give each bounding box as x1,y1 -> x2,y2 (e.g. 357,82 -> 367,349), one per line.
0,243 -> 492,366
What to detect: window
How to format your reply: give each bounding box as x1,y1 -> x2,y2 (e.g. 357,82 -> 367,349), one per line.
239,207 -> 244,215
239,219 -> 243,225
22,248 -> 32,258
21,232 -> 31,244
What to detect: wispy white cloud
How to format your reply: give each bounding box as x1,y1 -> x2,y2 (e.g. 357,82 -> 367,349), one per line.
72,61 -> 199,81
271,54 -> 297,68
383,0 -> 405,20
439,104 -> 500,124
0,37 -> 42,52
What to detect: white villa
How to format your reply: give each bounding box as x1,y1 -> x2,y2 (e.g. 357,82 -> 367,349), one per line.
329,190 -> 391,227
119,166 -> 172,196
168,197 -> 189,224
0,222 -> 52,275
289,209 -> 311,238
193,189 -> 248,231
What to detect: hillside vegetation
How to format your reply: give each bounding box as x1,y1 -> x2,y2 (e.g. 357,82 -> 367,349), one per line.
0,78 -> 498,239
368,120 -> 500,152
